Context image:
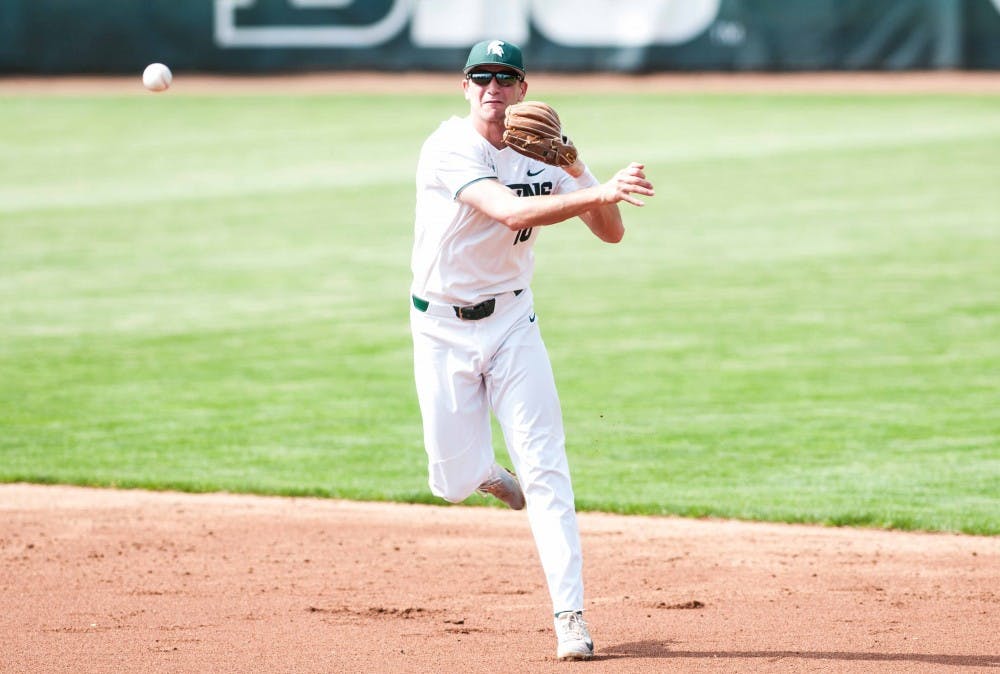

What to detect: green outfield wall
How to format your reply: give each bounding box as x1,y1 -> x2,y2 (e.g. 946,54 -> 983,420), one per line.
3,0 -> 1000,74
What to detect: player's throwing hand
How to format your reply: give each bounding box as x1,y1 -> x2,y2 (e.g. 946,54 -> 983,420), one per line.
602,162 -> 655,207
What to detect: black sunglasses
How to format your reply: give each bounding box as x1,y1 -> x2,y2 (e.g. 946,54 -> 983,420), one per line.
467,70 -> 523,87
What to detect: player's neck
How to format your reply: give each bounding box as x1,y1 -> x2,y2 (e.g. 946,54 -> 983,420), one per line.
470,116 -> 506,149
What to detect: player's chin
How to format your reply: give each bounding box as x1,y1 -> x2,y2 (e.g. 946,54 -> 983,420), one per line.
482,100 -> 508,113
478,105 -> 507,122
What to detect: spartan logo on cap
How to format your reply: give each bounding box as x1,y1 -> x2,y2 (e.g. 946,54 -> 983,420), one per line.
487,40 -> 506,57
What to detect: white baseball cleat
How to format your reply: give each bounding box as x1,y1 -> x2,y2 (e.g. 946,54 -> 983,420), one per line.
475,463 -> 525,510
554,610 -> 594,660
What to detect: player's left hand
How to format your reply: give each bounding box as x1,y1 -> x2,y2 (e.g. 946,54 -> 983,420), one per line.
503,101 -> 579,167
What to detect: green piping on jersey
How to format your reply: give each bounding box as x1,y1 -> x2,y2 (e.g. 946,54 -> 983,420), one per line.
454,175 -> 498,200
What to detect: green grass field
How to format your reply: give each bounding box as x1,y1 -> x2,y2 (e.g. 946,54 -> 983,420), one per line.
1,88 -> 997,534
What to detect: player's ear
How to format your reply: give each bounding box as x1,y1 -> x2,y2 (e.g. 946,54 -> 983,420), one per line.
518,80 -> 528,101
464,79 -> 478,103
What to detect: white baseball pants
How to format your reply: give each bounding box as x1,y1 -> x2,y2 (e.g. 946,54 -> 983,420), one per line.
410,288 -> 584,613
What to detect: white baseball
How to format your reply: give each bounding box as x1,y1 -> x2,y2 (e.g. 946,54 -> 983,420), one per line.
142,63 -> 172,92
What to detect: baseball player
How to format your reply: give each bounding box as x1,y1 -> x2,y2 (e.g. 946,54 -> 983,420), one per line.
409,39 -> 654,660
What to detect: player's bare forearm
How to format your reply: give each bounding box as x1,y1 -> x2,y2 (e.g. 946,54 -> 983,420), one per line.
579,202 -> 624,243
460,179 -> 608,231
579,162 -> 653,241
459,162 -> 653,237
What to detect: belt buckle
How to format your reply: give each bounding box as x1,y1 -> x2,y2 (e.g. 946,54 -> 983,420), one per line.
454,298 -> 496,320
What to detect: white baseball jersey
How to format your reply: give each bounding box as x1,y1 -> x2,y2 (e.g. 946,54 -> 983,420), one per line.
411,115 -> 577,306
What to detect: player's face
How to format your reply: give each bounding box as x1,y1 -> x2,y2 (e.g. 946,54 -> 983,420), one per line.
464,66 -> 527,123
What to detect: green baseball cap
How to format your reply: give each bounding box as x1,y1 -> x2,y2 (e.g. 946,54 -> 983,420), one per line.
463,40 -> 525,75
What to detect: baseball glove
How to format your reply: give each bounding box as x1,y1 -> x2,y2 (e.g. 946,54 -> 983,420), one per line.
503,101 -> 579,168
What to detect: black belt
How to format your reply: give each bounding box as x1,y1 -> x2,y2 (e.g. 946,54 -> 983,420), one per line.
412,289 -> 523,321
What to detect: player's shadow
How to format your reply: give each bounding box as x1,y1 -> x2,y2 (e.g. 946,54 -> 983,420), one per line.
598,642 -> 1000,668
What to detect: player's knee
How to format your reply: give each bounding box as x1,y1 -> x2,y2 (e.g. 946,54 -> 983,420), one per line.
429,478 -> 476,504
427,456 -> 492,503
434,488 -> 472,504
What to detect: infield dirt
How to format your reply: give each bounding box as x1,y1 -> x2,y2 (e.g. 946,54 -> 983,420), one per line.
1,484 -> 998,673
